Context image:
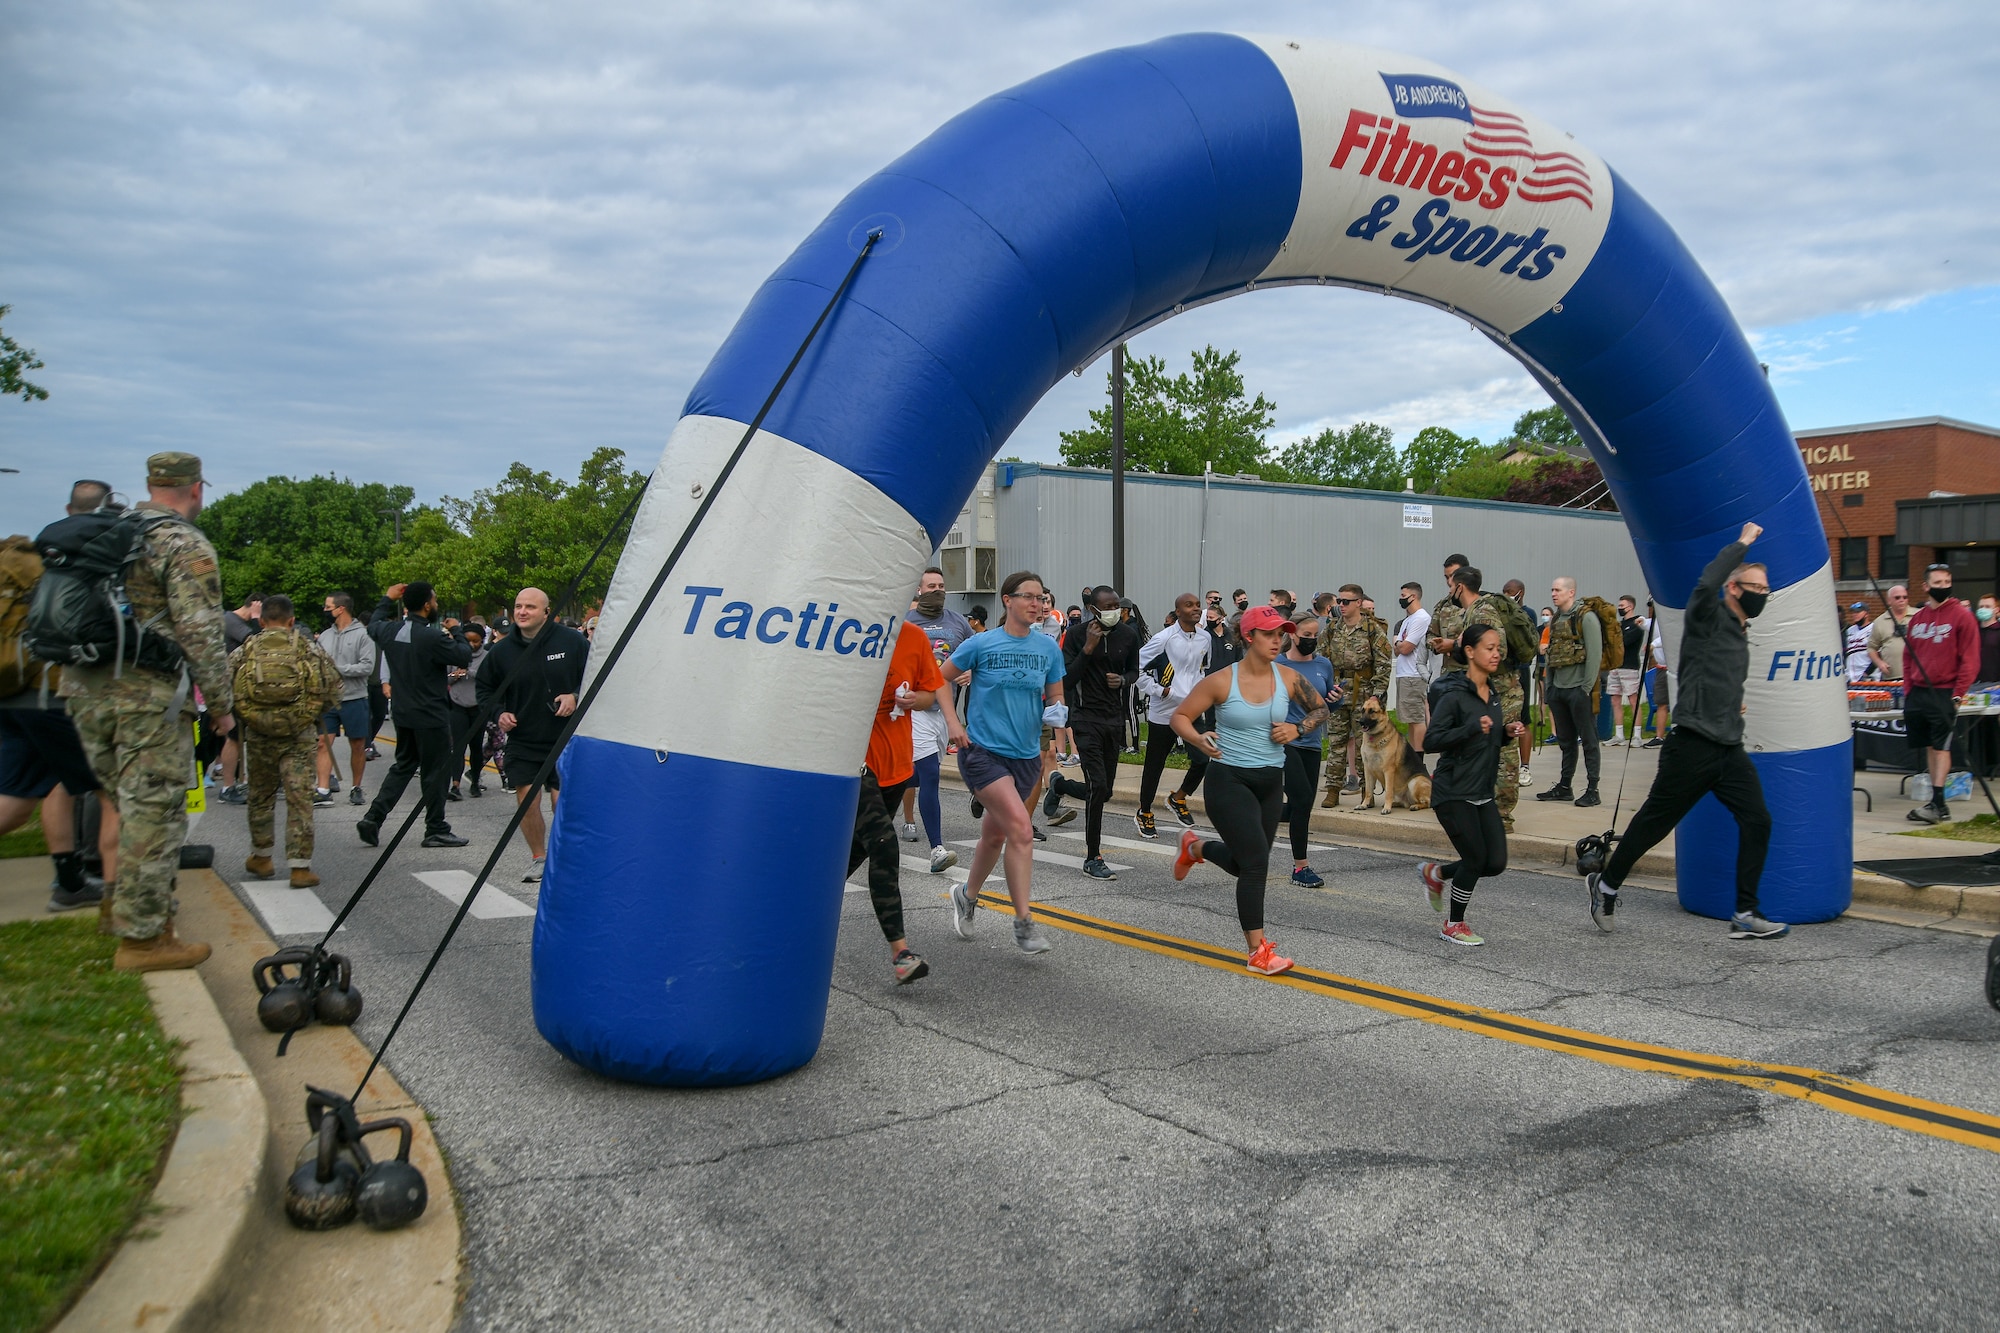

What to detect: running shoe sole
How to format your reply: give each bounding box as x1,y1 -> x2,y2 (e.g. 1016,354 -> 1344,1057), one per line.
1728,918 -> 1790,940
1438,925 -> 1485,946
929,848 -> 959,873
1047,807 -> 1077,827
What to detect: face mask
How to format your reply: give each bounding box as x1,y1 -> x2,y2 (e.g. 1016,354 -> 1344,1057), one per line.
915,591 -> 945,615
1736,590 -> 1768,619
1979,607 -> 1996,624
1293,638 -> 1314,656
1397,596 -> 1413,610
1928,585 -> 1951,603
1096,607 -> 1123,627
1540,614 -> 1552,626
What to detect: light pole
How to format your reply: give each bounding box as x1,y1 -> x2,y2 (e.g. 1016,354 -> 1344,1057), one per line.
378,507 -> 406,543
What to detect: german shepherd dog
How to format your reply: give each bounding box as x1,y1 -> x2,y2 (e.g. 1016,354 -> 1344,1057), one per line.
1357,697 -> 1432,812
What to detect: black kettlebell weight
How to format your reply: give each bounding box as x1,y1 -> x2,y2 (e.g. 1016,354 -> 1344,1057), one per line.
353,1117 -> 428,1231
284,1113 -> 361,1230
1574,832 -> 1610,879
253,946 -> 317,1033
313,952 -> 363,1026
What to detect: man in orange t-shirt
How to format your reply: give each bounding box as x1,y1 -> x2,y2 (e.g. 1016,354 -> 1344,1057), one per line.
850,621 -> 944,984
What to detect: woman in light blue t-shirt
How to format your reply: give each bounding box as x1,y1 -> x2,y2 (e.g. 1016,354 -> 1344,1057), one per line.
940,572 -> 1067,956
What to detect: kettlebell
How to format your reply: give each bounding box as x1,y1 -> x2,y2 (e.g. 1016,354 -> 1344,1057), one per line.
313,953 -> 363,1026
284,1113 -> 361,1229
253,947 -> 317,1033
353,1117 -> 428,1231
1574,832 -> 1611,879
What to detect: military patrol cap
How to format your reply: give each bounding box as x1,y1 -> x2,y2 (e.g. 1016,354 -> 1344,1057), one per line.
146,451 -> 206,487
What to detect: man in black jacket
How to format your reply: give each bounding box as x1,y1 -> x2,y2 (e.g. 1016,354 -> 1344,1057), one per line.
477,588 -> 588,882
1042,585 -> 1140,879
359,581 -> 472,848
1586,523 -> 1787,940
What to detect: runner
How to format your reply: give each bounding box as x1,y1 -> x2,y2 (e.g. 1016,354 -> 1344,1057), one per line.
1044,585 -> 1140,879
1169,605 -> 1330,976
1417,624 -> 1525,946
1277,615 -> 1338,888
903,568 -> 970,873
848,620 -> 946,984
1134,593 -> 1212,838
940,571 -> 1068,954
1584,524 -> 1789,939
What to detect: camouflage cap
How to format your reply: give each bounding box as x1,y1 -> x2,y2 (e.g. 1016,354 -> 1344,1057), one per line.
146,451 -> 206,487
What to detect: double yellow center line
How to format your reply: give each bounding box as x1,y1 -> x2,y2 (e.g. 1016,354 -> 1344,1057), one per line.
980,891 -> 2000,1155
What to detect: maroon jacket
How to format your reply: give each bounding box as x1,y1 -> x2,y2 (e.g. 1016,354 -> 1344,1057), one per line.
1905,596 -> 1980,695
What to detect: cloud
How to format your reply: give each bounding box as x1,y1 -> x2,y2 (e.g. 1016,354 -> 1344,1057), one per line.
2,0 -> 1995,533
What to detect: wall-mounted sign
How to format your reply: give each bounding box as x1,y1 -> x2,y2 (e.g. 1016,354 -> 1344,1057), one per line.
1403,503 -> 1434,529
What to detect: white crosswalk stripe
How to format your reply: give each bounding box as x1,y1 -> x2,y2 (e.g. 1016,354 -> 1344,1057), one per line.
948,841 -> 1131,872
845,855 -> 965,893
239,882 -> 341,936
412,869 -> 536,919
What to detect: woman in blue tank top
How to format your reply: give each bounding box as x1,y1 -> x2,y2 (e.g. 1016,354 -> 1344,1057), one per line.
1169,606 -> 1330,976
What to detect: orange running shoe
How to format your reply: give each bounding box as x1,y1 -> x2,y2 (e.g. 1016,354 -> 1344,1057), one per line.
1246,938 -> 1294,976
1173,829 -> 1203,881
1439,920 -> 1485,947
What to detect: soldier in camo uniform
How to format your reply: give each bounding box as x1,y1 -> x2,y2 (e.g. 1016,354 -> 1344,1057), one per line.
1431,566 -> 1524,829
1315,583 -> 1390,806
232,595 -> 342,889
61,452 -> 234,971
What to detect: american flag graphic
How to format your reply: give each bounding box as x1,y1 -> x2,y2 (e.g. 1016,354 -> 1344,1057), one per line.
1464,105 -> 1593,209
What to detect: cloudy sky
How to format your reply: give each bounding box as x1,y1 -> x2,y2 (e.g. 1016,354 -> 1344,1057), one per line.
3,1 -> 1996,533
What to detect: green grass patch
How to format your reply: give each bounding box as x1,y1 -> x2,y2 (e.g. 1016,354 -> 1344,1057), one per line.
0,810 -> 48,860
1900,813 -> 2000,844
0,918 -> 182,1333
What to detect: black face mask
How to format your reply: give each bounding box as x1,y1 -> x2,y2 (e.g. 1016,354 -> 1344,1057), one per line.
1293,638 -> 1315,656
1928,585 -> 1952,603
1736,590 -> 1768,619
1397,596 -> 1413,610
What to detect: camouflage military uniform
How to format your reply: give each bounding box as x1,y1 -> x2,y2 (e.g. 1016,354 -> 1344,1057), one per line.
231,627 -> 341,869
1429,593 -> 1471,665
1462,593 -> 1525,826
1316,613 -> 1392,796
61,485 -> 233,940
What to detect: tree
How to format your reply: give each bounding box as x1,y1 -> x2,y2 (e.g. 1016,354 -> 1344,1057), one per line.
380,447 -> 648,616
1059,346 -> 1276,476
0,305 -> 48,403
198,475 -> 415,612
1402,426 -> 1480,493
1502,456 -> 1617,511
1500,405 -> 1582,456
1272,422 -> 1401,490
1434,444 -> 1535,501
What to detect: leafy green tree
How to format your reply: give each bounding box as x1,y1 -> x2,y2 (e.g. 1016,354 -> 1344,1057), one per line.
1402,426 -> 1480,493
1059,346 -> 1276,476
1272,422 -> 1401,490
1500,405 -> 1583,455
1,305 -> 49,403
198,476 -> 415,614
380,447 -> 647,617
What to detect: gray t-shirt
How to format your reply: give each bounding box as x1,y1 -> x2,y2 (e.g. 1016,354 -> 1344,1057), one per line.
907,608 -> 973,716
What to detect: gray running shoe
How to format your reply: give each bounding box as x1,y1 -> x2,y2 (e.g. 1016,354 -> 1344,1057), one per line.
1729,911 -> 1789,940
1082,856 -> 1116,880
47,877 -> 105,912
312,788 -> 335,807
950,881 -> 978,937
1587,873 -> 1615,932
900,822 -> 920,843
929,845 -> 958,873
523,858 -> 545,883
1343,773 -> 1362,793
349,786 -> 367,806
1013,917 -> 1053,954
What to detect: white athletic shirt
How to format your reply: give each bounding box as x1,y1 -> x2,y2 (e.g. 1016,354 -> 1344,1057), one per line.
1392,607 -> 1431,678
1137,622 -> 1212,724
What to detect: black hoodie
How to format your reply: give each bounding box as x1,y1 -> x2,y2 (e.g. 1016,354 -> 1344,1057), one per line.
1424,671 -> 1507,804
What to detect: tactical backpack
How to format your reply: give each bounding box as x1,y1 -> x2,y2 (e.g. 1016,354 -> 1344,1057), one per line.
25,510 -> 187,677
1580,596 -> 1624,671
234,629 -> 341,737
0,536 -> 48,697
1481,594 -> 1541,667
1546,598 -> 1625,671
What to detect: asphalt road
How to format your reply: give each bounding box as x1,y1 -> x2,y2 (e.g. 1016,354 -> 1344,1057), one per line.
197,739 -> 2000,1331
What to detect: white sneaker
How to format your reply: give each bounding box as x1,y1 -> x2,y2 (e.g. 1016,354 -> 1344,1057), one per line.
929,845 -> 958,873
899,822 -> 920,842
1519,767 -> 1533,787
523,857 -> 545,883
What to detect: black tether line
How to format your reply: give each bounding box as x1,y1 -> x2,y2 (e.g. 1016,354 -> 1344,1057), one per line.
351,229 -> 884,1100
311,474 -> 652,950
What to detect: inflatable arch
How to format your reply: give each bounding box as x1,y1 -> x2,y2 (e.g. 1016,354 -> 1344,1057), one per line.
535,34 -> 1851,1086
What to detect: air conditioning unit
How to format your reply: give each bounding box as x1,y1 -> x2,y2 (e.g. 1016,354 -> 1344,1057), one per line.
942,527 -> 968,549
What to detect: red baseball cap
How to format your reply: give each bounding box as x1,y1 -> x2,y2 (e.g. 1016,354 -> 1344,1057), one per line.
1238,605 -> 1297,636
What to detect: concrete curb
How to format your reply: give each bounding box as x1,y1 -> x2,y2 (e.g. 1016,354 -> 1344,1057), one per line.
941,768 -> 2000,928
56,971 -> 269,1333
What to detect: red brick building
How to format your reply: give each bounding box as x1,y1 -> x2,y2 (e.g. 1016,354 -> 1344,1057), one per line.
1802,416 -> 2000,613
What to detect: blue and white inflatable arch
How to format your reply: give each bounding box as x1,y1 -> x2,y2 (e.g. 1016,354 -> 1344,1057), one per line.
535,34 -> 1850,1086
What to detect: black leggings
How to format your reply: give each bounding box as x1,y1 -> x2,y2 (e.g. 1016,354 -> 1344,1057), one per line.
847,776 -> 909,944
1281,744 -> 1321,862
1200,762 -> 1284,932
1431,799 -> 1508,922
1049,718 -> 1122,858
1603,727 -> 1769,913
1137,718 -> 1209,811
